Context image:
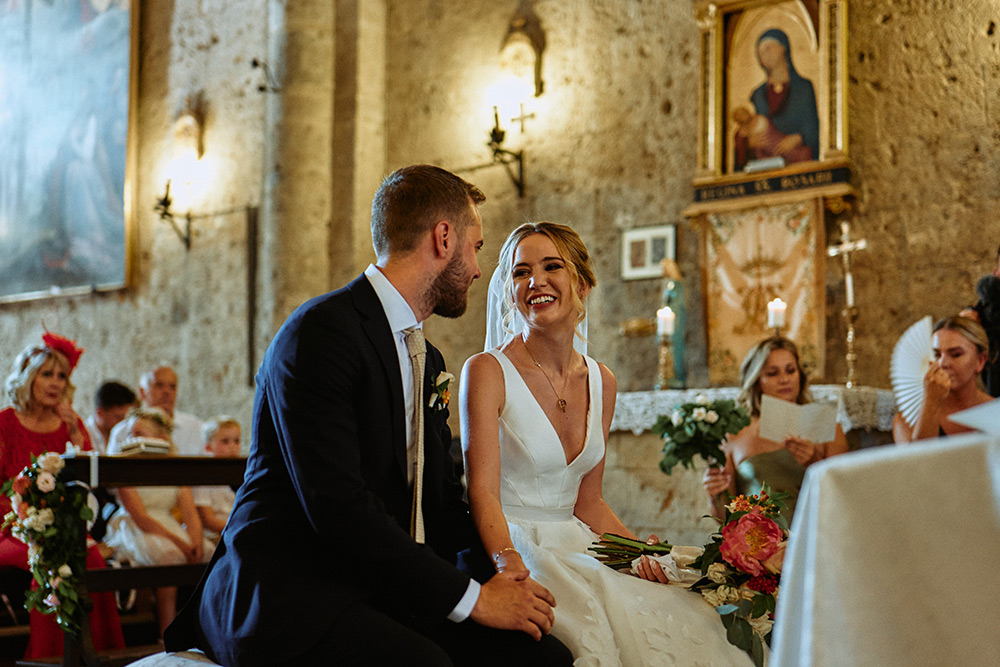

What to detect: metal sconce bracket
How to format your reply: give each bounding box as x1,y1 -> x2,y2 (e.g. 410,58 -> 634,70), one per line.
488,108 -> 525,198
155,180 -> 193,250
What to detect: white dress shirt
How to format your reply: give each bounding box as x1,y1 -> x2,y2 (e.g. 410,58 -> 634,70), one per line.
364,264 -> 480,622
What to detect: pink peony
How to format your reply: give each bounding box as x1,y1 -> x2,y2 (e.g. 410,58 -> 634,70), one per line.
719,512 -> 784,576
12,473 -> 30,496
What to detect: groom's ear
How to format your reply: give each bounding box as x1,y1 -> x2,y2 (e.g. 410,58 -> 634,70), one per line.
432,220 -> 452,258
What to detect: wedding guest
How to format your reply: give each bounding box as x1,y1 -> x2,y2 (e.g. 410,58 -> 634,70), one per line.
893,316 -> 993,443
960,245 -> 1000,397
103,406 -> 211,637
462,221 -> 751,664
84,380 -> 137,454
0,333 -> 124,659
165,165 -> 571,666
108,365 -> 204,456
193,416 -> 241,543
702,336 -> 848,522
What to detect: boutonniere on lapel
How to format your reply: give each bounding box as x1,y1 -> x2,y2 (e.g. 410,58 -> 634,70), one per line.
428,371 -> 455,411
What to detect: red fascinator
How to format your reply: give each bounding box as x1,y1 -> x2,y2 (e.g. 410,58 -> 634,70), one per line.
41,332 -> 85,371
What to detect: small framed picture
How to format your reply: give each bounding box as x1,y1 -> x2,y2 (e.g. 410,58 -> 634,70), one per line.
621,225 -> 675,280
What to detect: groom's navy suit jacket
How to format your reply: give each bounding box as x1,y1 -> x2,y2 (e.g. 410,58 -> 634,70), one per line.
166,274 -> 477,666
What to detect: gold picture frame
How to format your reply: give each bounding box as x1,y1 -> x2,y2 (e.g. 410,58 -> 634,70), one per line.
686,0 -> 850,214
0,1 -> 137,303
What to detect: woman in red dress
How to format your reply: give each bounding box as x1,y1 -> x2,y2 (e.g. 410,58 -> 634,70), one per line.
0,332 -> 124,658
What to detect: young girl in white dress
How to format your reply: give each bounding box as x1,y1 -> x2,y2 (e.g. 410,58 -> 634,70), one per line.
461,222 -> 751,666
104,406 -> 212,637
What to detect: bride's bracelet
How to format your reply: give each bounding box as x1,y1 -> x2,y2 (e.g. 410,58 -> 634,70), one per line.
492,546 -> 520,564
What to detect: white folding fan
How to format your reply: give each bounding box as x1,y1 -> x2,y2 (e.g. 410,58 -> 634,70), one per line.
890,316 -> 934,428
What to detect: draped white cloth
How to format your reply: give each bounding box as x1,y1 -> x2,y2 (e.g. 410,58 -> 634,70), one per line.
771,432 -> 1000,666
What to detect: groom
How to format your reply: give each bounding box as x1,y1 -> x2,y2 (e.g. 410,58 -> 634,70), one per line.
165,165 -> 571,666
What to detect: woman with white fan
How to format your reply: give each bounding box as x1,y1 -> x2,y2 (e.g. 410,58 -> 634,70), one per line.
892,315 -> 993,443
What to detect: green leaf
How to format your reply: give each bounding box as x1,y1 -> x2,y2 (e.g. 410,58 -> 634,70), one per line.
727,616 -> 753,652
751,632 -> 765,667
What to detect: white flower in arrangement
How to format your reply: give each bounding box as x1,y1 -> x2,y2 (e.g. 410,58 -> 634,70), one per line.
11,492 -> 21,512
39,452 -> 65,474
36,471 -> 57,493
694,394 -> 710,405
748,613 -> 774,637
691,407 -> 708,421
58,564 -> 73,578
671,410 -> 683,426
704,410 -> 719,424
706,562 -> 727,584
701,585 -> 741,608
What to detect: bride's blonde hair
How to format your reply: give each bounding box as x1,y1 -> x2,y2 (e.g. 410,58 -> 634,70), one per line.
495,222 -> 595,339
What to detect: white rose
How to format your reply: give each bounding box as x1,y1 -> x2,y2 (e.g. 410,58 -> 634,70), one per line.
700,588 -> 724,607
704,410 -> 719,424
748,614 -> 774,637
39,452 -> 65,474
58,564 -> 73,578
706,562 -> 727,584
36,472 -> 56,493
692,407 -> 708,421
36,508 -> 55,528
695,394 -> 710,405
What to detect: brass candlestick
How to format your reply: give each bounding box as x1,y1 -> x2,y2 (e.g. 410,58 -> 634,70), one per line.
655,335 -> 674,390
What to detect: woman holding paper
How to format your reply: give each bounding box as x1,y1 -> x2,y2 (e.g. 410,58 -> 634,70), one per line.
702,336 -> 848,522
892,316 -> 993,443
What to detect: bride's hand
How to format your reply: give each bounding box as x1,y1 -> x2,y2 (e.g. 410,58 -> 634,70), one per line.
636,555 -> 669,584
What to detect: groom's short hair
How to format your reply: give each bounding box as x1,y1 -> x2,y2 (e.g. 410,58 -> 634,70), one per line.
370,164 -> 486,260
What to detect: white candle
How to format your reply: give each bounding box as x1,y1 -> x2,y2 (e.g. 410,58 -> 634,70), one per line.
845,272 -> 855,307
767,298 -> 786,329
656,306 -> 675,337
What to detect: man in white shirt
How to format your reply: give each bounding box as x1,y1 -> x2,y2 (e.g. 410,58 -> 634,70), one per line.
84,380 -> 137,454
107,366 -> 203,456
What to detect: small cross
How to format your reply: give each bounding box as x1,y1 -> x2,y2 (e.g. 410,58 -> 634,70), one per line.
510,103 -> 536,133
827,221 -> 868,307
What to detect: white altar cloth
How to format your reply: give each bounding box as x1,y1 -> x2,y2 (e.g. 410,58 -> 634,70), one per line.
611,385 -> 896,435
771,433 -> 1000,666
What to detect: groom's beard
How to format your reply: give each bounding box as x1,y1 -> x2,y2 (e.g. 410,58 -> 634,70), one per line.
430,252 -> 471,319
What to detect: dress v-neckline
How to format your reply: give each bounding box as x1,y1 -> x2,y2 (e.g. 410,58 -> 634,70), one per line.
497,349 -> 593,467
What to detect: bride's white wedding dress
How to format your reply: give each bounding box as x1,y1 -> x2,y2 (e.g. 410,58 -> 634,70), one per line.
487,350 -> 751,667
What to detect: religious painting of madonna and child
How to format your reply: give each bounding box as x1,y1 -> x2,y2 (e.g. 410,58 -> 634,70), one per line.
0,0 -> 135,302
725,2 -> 821,174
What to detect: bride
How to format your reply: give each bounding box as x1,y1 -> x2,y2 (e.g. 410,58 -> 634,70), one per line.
460,222 -> 751,666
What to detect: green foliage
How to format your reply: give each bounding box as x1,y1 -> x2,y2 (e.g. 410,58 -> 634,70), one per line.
652,398 -> 750,475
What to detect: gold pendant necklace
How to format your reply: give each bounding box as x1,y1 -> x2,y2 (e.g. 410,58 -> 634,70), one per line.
523,340 -> 568,412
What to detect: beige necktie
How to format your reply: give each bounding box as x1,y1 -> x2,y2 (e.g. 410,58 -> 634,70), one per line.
403,327 -> 426,544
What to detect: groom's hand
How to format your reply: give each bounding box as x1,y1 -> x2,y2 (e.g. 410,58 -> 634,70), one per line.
470,570 -> 556,641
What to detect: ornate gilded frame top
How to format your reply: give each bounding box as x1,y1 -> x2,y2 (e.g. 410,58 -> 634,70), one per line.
686,0 -> 850,215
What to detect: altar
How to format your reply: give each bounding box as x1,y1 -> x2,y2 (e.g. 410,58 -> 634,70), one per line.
603,386 -> 896,546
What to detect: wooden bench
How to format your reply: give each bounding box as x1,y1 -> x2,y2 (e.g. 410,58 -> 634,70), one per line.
16,455 -> 245,667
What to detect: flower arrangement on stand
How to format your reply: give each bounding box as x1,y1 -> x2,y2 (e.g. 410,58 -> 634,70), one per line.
689,485 -> 789,667
1,452 -> 93,637
651,395 -> 750,474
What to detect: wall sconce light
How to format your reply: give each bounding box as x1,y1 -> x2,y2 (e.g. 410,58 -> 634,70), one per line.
155,94 -> 206,249
478,1 -> 546,198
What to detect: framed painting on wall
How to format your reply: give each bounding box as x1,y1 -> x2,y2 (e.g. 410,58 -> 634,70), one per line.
0,1 -> 136,303
687,0 -> 850,212
621,225 -> 676,281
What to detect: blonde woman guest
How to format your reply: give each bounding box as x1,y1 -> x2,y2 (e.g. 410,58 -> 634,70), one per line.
0,333 -> 124,659
104,406 -> 212,637
702,336 -> 848,523
893,316 -> 993,443
462,221 -> 752,665
193,416 -> 241,542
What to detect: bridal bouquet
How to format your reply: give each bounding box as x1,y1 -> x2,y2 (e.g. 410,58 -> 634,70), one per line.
689,485 -> 789,667
652,395 -> 750,474
2,453 -> 93,637
587,533 -> 673,570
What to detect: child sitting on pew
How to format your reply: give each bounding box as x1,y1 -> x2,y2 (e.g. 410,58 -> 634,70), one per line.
192,416 -> 241,544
